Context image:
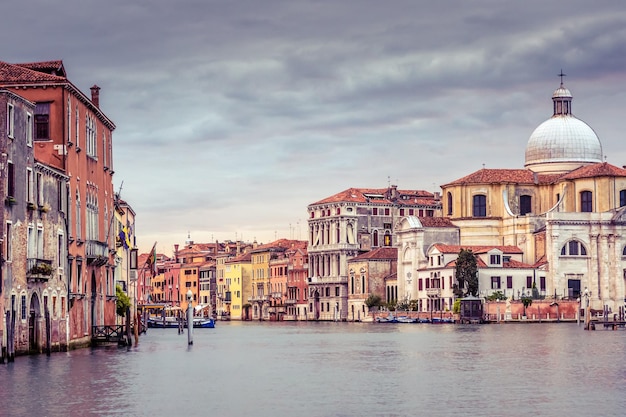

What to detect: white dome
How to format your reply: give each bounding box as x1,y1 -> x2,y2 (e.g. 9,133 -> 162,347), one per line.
524,83 -> 603,173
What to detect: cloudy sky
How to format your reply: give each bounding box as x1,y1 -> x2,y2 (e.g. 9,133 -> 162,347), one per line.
4,1 -> 626,254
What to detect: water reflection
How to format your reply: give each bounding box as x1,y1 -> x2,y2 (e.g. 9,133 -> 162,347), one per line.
1,322 -> 625,417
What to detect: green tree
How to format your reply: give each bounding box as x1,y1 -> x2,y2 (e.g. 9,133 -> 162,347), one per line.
116,285 -> 131,317
455,249 -> 478,296
521,296 -> 533,317
486,291 -> 507,301
365,294 -> 383,309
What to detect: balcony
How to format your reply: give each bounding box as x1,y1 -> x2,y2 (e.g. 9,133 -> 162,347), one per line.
27,258 -> 54,283
307,275 -> 348,285
426,288 -> 441,297
86,240 -> 109,266
285,298 -> 298,305
248,295 -> 269,302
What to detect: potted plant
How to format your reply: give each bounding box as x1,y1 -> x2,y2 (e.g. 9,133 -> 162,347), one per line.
5,196 -> 17,205
30,262 -> 53,276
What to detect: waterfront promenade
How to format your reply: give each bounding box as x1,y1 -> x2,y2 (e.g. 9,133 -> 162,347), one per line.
1,321 -> 625,417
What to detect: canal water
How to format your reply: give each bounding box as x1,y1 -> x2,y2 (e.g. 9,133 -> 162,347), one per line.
1,321 -> 625,417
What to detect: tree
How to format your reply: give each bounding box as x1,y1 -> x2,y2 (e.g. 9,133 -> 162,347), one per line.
521,296 -> 533,317
116,285 -> 131,317
486,291 -> 507,301
455,249 -> 478,296
365,294 -> 383,309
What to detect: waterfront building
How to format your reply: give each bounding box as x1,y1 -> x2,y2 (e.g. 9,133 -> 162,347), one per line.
150,253 -> 180,306
113,197 -> 137,319
1,60 -> 117,348
284,242 -> 308,321
307,186 -> 441,320
395,216 -> 460,306
198,260 -> 216,317
347,247 -> 397,322
1,88 -> 70,355
224,251 -> 251,320
440,81 -> 626,312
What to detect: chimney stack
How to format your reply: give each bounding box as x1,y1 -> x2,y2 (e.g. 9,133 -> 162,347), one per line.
90,85 -> 100,108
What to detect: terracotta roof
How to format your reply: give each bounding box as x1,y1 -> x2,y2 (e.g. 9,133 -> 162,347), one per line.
15,60 -> 66,77
0,61 -> 66,85
560,162 -> 626,180
432,244 -> 523,255
226,252 -> 252,263
416,217 -> 456,227
250,239 -> 308,253
310,187 -> 436,206
448,258 -> 533,269
442,168 -> 561,187
349,247 -> 397,261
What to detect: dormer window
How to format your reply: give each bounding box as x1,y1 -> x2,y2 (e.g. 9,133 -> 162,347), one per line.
490,254 -> 501,266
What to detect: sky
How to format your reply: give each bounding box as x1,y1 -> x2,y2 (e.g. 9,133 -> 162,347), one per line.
3,1 -> 626,255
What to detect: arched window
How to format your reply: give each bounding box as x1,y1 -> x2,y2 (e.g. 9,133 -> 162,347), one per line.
473,194 -> 486,217
373,230 -> 379,247
580,191 -> 593,212
620,190 -> 626,207
384,232 -> 392,246
520,195 -> 532,216
447,192 -> 453,215
560,240 -> 587,256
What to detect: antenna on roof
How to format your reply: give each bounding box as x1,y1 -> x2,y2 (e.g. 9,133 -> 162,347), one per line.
558,69 -> 566,85
387,175 -> 391,188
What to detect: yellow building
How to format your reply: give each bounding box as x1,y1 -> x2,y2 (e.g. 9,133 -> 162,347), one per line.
224,252 -> 251,320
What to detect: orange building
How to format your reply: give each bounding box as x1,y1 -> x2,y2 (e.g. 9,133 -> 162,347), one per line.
1,60 -> 117,347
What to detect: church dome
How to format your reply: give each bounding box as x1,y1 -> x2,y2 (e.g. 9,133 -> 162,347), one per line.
524,82 -> 602,173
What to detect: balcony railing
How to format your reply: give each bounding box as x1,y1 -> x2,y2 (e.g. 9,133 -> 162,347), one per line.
426,288 -> 441,297
307,275 -> 348,285
27,258 -> 54,283
248,295 -> 269,302
86,240 -> 109,266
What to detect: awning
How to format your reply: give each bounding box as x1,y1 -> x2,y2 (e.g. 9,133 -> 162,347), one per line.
194,304 -> 210,312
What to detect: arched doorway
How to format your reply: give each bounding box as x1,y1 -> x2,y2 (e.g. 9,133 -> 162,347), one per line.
29,293 -> 41,353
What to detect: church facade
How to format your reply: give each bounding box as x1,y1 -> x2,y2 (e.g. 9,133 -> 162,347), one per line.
397,80 -> 626,314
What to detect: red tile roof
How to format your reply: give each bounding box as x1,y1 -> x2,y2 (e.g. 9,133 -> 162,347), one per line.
310,187 -> 436,206
15,60 -> 66,77
0,61 -> 66,84
443,163 -> 626,187
560,162 -> 626,180
442,168 -> 560,187
416,217 -> 456,227
349,247 -> 398,261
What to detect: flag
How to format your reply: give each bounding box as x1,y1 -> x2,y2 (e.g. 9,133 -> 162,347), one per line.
145,242 -> 157,275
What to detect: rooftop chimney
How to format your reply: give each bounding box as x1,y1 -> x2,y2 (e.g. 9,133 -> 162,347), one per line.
90,85 -> 100,108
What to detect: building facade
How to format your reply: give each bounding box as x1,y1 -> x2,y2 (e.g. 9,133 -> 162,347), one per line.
1,60 -> 117,348
307,186 -> 441,320
440,81 -> 626,312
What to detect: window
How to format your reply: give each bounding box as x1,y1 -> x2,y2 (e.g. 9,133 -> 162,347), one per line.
520,195 -> 532,216
561,240 -> 587,256
7,161 -> 15,197
473,194 -> 486,217
623,246 -> 626,256
27,169 -> 34,203
335,286 -> 339,296
26,112 -> 33,146
418,278 -> 423,291
580,191 -> 592,212
384,208 -> 390,216
384,232 -> 392,246
540,277 -> 546,291
373,230 -> 379,247
491,277 -> 501,289
399,209 -> 405,216
447,192 -> 453,215
5,222 -> 12,262
21,295 -> 27,320
372,208 -> 378,215
620,190 -> 626,208
490,255 -> 501,265
526,276 -> 532,289
35,102 -> 50,140
7,103 -> 15,138
507,276 -> 513,289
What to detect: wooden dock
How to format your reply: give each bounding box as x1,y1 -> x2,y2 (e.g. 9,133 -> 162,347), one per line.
92,325 -> 128,345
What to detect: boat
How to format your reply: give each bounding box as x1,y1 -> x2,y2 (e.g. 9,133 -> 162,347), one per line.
376,313 -> 398,323
146,316 -> 215,329
396,316 -> 417,323
431,317 -> 455,324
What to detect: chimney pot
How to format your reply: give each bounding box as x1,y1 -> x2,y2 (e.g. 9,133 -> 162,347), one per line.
90,84 -> 100,108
